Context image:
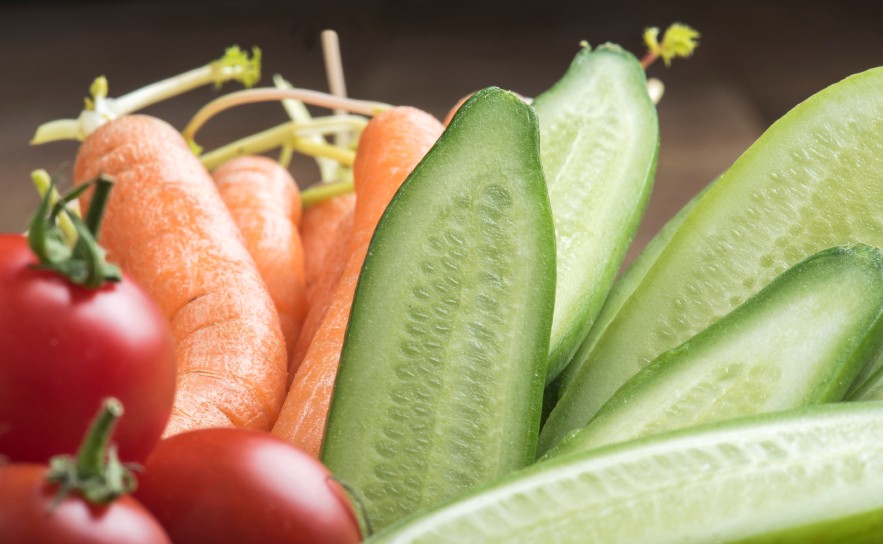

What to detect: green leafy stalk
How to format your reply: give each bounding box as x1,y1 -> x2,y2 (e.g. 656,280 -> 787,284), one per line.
32,46 -> 262,144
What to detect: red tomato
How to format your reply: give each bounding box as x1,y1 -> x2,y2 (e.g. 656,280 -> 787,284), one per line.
135,428 -> 362,544
0,463 -> 171,544
0,235 -> 176,464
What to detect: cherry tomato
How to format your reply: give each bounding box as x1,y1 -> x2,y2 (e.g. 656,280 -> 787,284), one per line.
135,428 -> 362,544
0,234 -> 176,464
0,463 -> 171,544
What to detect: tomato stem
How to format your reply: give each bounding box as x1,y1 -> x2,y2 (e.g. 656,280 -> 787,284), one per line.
46,397 -> 137,505
83,174 -> 114,238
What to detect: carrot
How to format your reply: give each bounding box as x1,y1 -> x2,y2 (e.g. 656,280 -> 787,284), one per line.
73,115 -> 288,436
212,155 -> 308,357
271,106 -> 444,456
300,193 -> 356,301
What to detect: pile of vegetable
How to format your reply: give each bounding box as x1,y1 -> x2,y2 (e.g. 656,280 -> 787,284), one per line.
1,23 -> 882,542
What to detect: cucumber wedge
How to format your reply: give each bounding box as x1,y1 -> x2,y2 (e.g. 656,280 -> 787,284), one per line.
533,44 -> 658,382
543,66 -> 883,451
549,245 -> 883,457
369,402 -> 883,543
557,179 -> 713,396
322,88 -> 556,531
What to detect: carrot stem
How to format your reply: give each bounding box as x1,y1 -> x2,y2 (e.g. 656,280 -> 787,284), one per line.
199,116 -> 364,171
183,88 -> 390,142
275,74 -> 339,180
301,179 -> 355,208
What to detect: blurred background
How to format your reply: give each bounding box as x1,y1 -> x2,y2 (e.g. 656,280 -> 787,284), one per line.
2,0 -> 881,262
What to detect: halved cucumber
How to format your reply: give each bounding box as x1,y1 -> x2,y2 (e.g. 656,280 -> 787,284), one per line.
549,244 -> 883,457
557,178 -> 713,396
321,88 -> 556,531
369,402 -> 883,543
533,44 -> 658,382
543,66 -> 883,452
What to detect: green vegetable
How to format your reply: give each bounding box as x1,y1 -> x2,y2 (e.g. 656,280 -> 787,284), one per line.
533,44 -> 658,382
322,87 -> 556,531
549,244 -> 883,458
542,66 -> 883,452
368,402 -> 883,543
557,179 -> 713,396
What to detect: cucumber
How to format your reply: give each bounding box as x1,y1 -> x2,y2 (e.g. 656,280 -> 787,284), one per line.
557,179 -> 713,396
542,66 -> 883,452
321,88 -> 556,531
533,44 -> 658,382
368,402 -> 883,543
549,245 -> 883,458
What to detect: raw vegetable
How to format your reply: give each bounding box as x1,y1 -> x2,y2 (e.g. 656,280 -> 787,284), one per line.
73,115 -> 288,436
134,428 -> 361,544
300,193 -> 356,301
543,65 -> 883,451
0,399 -> 171,544
0,174 -> 175,464
213,155 -> 308,355
321,87 -> 556,531
556,179 -> 712,395
271,106 -> 444,456
549,244 -> 883,457
369,402 -> 883,543
531,44 -> 659,382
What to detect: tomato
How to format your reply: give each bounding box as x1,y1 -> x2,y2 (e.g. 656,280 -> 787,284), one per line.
135,428 -> 362,544
0,464 -> 171,544
0,234 -> 176,464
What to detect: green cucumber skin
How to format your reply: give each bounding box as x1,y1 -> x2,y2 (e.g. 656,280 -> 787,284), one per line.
322,88 -> 556,531
543,67 -> 883,452
557,178 -> 715,396
533,45 -> 659,383
368,402 -> 883,544
550,245 -> 883,458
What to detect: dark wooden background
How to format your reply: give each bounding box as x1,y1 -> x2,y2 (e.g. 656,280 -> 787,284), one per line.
2,0 -> 881,263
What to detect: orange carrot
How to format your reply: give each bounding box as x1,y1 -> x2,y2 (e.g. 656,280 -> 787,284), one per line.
212,155 -> 308,356
300,193 -> 356,301
271,107 -> 444,456
74,115 -> 288,436
289,206 -> 354,377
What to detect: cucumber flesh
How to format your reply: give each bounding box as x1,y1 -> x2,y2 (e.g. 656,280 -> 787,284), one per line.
543,66 -> 883,451
549,245 -> 883,457
368,402 -> 883,543
321,88 -> 556,532
533,44 -> 658,382
557,178 -> 713,395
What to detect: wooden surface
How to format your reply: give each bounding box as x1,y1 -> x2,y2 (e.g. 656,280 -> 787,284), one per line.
1,1 -> 880,263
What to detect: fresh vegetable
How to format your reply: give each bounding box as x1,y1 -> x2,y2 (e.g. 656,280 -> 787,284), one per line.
134,428 -> 361,544
73,115 -> 288,436
0,399 -> 171,544
271,106 -> 444,457
321,87 -> 556,531
369,402 -> 883,543
532,43 -> 659,383
556,179 -> 712,395
542,65 -> 883,452
0,174 -> 175,464
290,203 -> 355,376
549,244 -> 883,457
213,155 -> 308,355
300,193 -> 356,301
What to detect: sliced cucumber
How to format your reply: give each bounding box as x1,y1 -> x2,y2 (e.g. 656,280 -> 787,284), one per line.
549,245 -> 883,457
543,66 -> 883,451
533,44 -> 658,382
557,179 -> 713,395
369,402 -> 883,543
321,88 -> 556,531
